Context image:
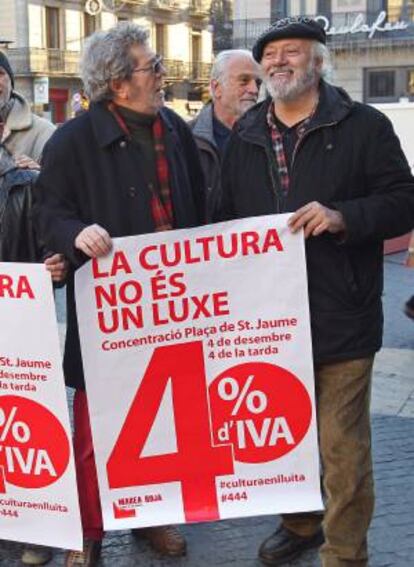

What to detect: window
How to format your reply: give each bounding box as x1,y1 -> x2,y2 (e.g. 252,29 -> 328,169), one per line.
45,6 -> 60,49
155,23 -> 168,57
388,0 -> 404,21
367,0 -> 385,15
318,0 -> 332,14
368,70 -> 395,99
387,0 -> 414,21
191,29 -> 202,79
271,0 -> 288,19
191,29 -> 201,62
84,13 -> 97,37
365,67 -> 414,102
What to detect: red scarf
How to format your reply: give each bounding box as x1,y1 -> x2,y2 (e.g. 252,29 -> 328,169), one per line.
108,102 -> 174,231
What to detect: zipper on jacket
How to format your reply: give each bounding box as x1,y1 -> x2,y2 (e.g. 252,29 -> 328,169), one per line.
242,133 -> 284,214
259,121 -> 337,213
264,145 -> 283,213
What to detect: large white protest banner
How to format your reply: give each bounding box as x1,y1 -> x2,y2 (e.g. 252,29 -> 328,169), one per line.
0,263 -> 82,550
76,215 -> 323,530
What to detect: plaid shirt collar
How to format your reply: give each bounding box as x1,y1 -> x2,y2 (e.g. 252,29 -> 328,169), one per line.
266,99 -> 318,197
267,101 -> 290,197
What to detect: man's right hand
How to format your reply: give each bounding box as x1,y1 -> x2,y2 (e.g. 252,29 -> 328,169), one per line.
74,224 -> 112,258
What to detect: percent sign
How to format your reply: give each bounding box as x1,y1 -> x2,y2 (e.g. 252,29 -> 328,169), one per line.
210,362 -> 313,463
0,406 -> 31,443
217,375 -> 268,415
0,405 -> 32,493
0,396 -> 71,491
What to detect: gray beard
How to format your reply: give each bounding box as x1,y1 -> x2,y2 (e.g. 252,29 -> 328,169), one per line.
264,65 -> 319,103
0,97 -> 14,123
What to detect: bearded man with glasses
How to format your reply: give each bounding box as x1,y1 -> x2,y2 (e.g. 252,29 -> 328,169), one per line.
33,22 -> 205,567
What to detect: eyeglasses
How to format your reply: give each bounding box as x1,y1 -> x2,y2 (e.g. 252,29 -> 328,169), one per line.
132,55 -> 165,75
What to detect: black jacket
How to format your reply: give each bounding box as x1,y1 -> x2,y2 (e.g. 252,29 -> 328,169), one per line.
0,168 -> 39,263
217,81 -> 414,365
34,102 -> 205,389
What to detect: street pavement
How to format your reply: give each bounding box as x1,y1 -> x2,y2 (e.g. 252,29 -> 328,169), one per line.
1,252 -> 413,566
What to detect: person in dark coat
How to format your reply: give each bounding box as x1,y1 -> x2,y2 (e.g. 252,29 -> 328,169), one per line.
189,49 -> 260,220
0,144 -> 67,566
0,144 -> 66,275
215,16 -> 414,567
33,22 -> 205,567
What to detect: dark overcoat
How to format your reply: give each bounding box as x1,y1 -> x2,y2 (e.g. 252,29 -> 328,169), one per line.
217,81 -> 414,365
0,168 -> 39,262
34,102 -> 205,388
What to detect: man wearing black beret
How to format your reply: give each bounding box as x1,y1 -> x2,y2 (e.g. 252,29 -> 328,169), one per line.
216,15 -> 414,567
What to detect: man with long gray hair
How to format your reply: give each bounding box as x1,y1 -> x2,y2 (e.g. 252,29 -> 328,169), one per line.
33,22 -> 205,567
190,49 -> 260,219
215,16 -> 414,567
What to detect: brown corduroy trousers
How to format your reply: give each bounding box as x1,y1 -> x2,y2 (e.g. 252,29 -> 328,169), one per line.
282,357 -> 375,567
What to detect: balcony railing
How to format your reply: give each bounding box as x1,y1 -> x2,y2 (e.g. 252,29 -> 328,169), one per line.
163,59 -> 187,80
188,60 -> 211,81
232,19 -> 271,50
150,0 -> 179,11
6,49 -> 210,82
163,59 -> 211,81
6,48 -> 80,75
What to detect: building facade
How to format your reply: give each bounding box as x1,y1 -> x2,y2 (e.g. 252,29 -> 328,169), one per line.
211,0 -> 233,52
233,0 -> 414,103
0,0 -> 214,121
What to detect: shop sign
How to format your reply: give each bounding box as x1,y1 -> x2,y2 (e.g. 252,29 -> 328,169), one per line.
315,10 -> 410,39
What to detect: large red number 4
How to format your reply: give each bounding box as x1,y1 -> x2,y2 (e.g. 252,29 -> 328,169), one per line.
107,341 -> 234,522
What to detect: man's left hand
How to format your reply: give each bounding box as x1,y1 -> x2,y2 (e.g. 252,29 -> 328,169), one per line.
44,254 -> 68,282
14,154 -> 40,170
288,201 -> 346,239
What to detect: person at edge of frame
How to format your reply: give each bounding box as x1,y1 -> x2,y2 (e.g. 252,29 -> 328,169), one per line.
1,49 -> 59,567
0,51 -> 55,170
0,143 -> 67,566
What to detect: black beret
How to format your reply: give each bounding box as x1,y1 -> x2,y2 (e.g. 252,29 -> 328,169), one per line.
253,17 -> 326,62
0,51 -> 14,88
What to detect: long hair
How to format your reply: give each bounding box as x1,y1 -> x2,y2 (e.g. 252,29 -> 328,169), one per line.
80,22 -> 149,102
